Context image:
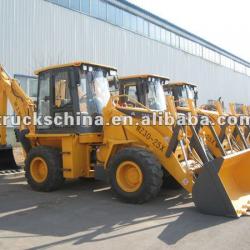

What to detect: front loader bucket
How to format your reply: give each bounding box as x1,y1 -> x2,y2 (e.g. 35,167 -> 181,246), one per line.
192,148 -> 250,217
0,145 -> 18,170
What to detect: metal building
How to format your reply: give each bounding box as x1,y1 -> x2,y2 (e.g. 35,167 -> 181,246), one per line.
1,0 -> 250,143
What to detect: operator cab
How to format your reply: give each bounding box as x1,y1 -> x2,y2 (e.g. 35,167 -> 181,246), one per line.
164,82 -> 198,107
35,61 -> 117,133
116,74 -> 169,111
200,98 -> 225,112
234,103 -> 244,114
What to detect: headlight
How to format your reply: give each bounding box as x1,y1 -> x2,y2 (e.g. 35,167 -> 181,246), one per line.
82,65 -> 88,71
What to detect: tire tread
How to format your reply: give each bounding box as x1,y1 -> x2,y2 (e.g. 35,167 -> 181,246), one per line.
25,146 -> 64,192
108,147 -> 163,204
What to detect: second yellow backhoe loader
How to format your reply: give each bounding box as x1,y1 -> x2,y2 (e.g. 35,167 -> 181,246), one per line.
1,63 -> 250,217
114,74 -> 250,216
114,75 -> 250,216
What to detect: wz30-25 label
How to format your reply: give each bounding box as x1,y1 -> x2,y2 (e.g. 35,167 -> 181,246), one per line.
136,125 -> 166,152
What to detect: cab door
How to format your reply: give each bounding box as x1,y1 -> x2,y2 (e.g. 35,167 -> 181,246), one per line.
51,69 -> 75,132
37,68 -> 77,133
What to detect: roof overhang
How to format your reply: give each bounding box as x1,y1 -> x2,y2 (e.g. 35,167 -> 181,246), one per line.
118,74 -> 170,82
166,81 -> 197,88
35,61 -> 117,75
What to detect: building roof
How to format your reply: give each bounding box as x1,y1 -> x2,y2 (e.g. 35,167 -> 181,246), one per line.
34,61 -> 117,75
119,0 -> 250,67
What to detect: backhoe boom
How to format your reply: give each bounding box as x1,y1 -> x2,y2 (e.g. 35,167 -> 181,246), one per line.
0,65 -> 35,170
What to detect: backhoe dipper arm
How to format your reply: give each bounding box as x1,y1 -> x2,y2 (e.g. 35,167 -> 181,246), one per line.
0,65 -> 35,146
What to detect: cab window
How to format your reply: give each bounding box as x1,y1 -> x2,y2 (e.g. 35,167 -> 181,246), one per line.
78,71 -> 88,114
54,71 -> 71,108
125,83 -> 138,101
37,72 -> 51,121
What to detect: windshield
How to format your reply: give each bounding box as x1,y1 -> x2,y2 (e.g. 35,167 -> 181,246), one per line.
235,104 -> 243,114
172,85 -> 196,107
92,70 -> 110,113
174,85 -> 194,99
186,86 -> 195,99
78,69 -> 110,115
147,80 -> 166,110
174,86 -> 186,99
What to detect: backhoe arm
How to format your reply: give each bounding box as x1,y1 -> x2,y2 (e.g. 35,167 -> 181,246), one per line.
0,65 -> 35,145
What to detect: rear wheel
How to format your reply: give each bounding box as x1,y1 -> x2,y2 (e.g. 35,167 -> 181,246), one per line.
25,146 -> 64,192
108,147 -> 163,204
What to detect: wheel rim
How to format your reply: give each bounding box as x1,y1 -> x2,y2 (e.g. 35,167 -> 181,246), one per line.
116,161 -> 143,192
30,157 -> 48,183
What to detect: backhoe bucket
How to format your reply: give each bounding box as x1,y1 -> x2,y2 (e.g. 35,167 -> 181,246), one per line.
0,145 -> 18,170
192,149 -> 250,217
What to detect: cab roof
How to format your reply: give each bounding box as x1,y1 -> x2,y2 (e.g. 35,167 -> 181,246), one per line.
118,74 -> 170,81
34,61 -> 117,75
165,82 -> 197,88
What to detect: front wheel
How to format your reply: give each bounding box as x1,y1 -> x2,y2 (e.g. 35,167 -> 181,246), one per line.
108,147 -> 163,204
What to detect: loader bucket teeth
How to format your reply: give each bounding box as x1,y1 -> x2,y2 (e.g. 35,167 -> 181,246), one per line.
193,148 -> 250,217
0,145 -> 18,170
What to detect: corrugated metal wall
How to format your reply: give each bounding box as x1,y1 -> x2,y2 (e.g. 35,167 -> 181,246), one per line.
0,0 -> 250,107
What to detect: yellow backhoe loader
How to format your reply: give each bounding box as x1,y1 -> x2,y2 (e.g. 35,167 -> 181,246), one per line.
1,63 -> 250,217
164,82 -> 249,156
229,103 -> 246,115
112,74 -> 250,216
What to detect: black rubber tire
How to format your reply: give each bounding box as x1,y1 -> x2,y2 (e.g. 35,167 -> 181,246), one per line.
25,146 -> 64,192
108,147 -> 163,204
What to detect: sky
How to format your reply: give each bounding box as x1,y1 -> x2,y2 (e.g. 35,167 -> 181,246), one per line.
128,0 -> 250,62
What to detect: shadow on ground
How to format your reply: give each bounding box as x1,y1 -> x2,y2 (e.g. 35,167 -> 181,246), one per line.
0,175 -> 232,249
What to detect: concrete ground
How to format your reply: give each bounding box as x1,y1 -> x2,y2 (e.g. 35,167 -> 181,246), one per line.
0,174 -> 250,250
